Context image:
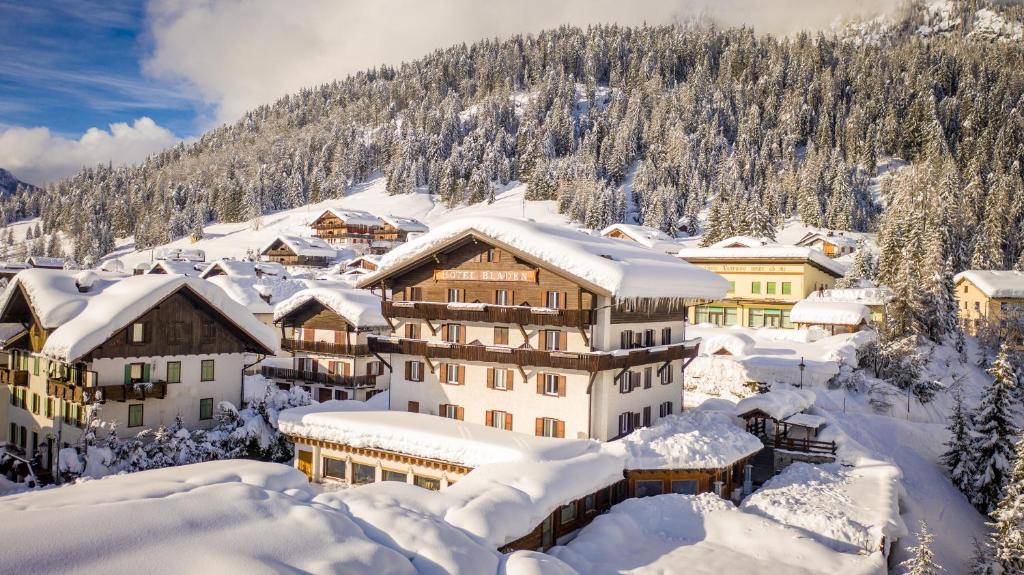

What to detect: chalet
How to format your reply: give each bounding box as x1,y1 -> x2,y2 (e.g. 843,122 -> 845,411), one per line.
147,259 -> 203,277
344,254 -> 380,272
374,215 -> 429,252
599,223 -> 679,254
0,262 -> 29,281
795,231 -> 859,258
736,389 -> 835,472
268,286 -> 392,401
310,208 -> 384,247
260,235 -> 337,268
200,259 -> 287,279
205,274 -> 317,326
677,245 -> 845,328
356,216 -> 728,441
954,270 -> 1024,341
789,300 -> 871,335
155,247 -> 205,262
25,257 -> 64,270
708,235 -> 770,249
0,270 -> 276,475
804,286 -> 892,325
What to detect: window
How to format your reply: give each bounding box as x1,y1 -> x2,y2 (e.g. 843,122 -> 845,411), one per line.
199,398 -> 214,420
382,469 -> 408,482
493,369 -> 508,390
543,330 -> 563,351
414,475 -> 441,491
644,367 -> 652,389
489,410 -> 511,430
671,480 -> 698,495
45,398 -> 54,418
660,366 -> 673,385
407,400 -> 419,413
659,401 -> 674,417
30,393 -> 39,415
128,404 -> 144,427
201,360 -> 215,381
728,281 -> 736,294
751,282 -> 761,295
620,330 -> 634,349
766,282 -> 776,295
444,324 -> 462,343
618,371 -> 634,394
351,463 -> 375,485
635,480 -> 664,498
130,322 -> 146,343
168,321 -> 189,344
441,404 -> 461,419
444,364 -> 460,385
545,291 -> 562,309
200,320 -> 216,344
494,290 -> 509,306
781,282 -> 792,295
539,417 -> 561,438
643,329 -> 655,347
409,287 -> 423,300
406,361 -> 424,382
543,374 -> 560,396
127,362 -> 149,384
333,389 -> 349,401
642,406 -> 651,427
493,326 -> 508,345
618,412 -> 634,436
32,357 -> 39,376
167,361 -> 181,383
559,503 -> 578,524
483,248 -> 497,262
583,494 -> 596,513
447,288 -> 462,303
661,327 -> 672,345
323,457 -> 345,480
405,323 -> 420,339
365,361 -> 382,376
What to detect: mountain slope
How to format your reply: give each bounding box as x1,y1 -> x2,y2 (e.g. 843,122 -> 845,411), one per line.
0,168 -> 34,196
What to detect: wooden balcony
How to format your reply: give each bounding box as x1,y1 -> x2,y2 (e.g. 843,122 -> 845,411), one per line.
47,380 -> 168,404
281,338 -> 370,357
261,366 -> 381,388
369,337 -> 699,373
760,434 -> 837,456
382,301 -> 595,328
0,368 -> 28,387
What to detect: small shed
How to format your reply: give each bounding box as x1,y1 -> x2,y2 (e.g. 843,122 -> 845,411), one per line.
790,300 -> 870,335
735,389 -> 835,457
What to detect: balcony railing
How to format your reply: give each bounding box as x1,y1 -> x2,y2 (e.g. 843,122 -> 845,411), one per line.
281,338 -> 370,356
760,434 -> 837,456
261,366 -> 381,388
0,368 -> 28,387
382,301 -> 595,328
368,337 -> 699,373
47,380 -> 168,405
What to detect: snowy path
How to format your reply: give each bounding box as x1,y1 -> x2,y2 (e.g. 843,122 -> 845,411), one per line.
833,412 -> 986,574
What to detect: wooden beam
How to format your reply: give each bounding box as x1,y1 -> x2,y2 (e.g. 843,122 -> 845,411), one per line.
517,365 -> 528,381
424,357 -> 436,374
577,325 -> 589,346
517,324 -> 531,348
656,360 -> 672,376
682,356 -> 696,370
372,351 -> 391,372
585,371 -> 598,394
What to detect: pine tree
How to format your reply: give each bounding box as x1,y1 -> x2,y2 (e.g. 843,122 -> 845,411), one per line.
900,521 -> 941,575
971,343 -> 1022,513
991,435 -> 1024,573
942,389 -> 975,497
968,537 -> 998,575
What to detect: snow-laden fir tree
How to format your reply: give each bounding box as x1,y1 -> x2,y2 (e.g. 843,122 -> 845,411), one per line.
968,537 -> 998,575
901,520 -> 941,575
941,388 -> 975,497
990,435 -> 1024,574
971,342 -> 1022,513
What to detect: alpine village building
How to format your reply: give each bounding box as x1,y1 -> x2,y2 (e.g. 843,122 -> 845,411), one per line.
677,239 -> 845,329
0,270 -> 277,476
260,235 -> 337,267
310,207 -> 428,253
954,270 -> 1024,342
354,217 -> 728,442
264,287 -> 392,401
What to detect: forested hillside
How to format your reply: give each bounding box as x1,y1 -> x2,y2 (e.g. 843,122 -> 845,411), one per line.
12,0 -> 1024,279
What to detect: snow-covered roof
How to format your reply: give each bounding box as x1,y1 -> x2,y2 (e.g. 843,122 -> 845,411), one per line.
359,217 -> 730,301
708,235 -> 769,248
790,300 -> 870,326
795,232 -> 859,248
599,223 -> 679,252
782,413 -> 828,430
0,323 -> 25,345
677,246 -> 846,277
273,286 -> 387,329
379,214 -> 429,233
148,259 -> 203,277
701,332 -> 756,356
954,270 -> 1024,298
207,275 -> 318,315
734,389 -> 816,420
805,287 -> 893,306
318,207 -> 384,227
200,258 -> 287,279
25,256 -> 64,269
261,235 -> 337,259
0,269 -> 277,361
155,247 -> 205,262
611,410 -> 762,470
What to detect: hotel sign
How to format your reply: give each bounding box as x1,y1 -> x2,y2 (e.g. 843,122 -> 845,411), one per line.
702,264 -> 799,273
433,269 -> 537,282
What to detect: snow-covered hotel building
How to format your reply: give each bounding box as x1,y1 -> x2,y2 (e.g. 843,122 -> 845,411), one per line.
0,270 -> 276,473
954,269 -> 1024,341
356,217 -> 728,441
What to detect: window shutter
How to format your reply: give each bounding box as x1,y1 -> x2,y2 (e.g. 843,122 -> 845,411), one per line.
456,406 -> 464,420
486,368 -> 494,389
439,363 -> 448,383
536,374 -> 543,394
404,361 -> 411,380
143,363 -> 151,382
555,420 -> 565,438
504,412 -> 513,430
486,410 -> 494,427
123,364 -> 131,384
630,371 -> 640,391
439,403 -> 446,416
458,326 -> 466,344
458,365 -> 466,385
441,324 -> 449,341
560,292 -> 568,309
303,328 -> 314,340
535,417 -> 544,436
408,401 -> 419,413
506,369 -> 515,391
342,362 -> 351,376
559,331 -> 568,350
558,375 -> 566,397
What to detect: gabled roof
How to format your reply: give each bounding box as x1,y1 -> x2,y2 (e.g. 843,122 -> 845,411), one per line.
25,256 -> 65,269
790,300 -> 870,326
0,269 -> 277,361
708,235 -> 769,249
677,246 -> 846,278
805,287 -> 893,306
378,214 -> 428,233
149,260 -> 203,277
315,207 -> 383,227
358,217 -> 729,301
954,270 -> 1024,299
260,235 -> 337,259
795,231 -> 859,248
207,275 -> 318,315
599,223 -> 679,252
154,247 -> 205,262
735,389 -> 816,421
273,286 -> 387,329
200,258 -> 287,279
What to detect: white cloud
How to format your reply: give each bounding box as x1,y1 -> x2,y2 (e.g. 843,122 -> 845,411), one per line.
0,117 -> 178,185
143,0 -> 900,125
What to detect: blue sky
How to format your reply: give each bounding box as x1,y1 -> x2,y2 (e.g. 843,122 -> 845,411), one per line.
0,0 -> 194,137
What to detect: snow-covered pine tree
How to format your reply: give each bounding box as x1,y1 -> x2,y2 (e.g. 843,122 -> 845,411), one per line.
991,435 -> 1024,573
972,343 -> 1022,513
900,520 -> 941,575
968,537 -> 998,575
942,389 -> 975,497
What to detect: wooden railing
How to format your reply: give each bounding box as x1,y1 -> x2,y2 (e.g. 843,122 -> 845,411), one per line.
368,337 -> 699,373
261,366 -> 381,388
382,301 -> 595,328
761,435 -> 837,455
47,380 -> 168,404
281,338 -> 370,356
0,368 -> 28,387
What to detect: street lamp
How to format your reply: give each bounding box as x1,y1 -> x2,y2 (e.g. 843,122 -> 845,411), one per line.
797,357 -> 806,389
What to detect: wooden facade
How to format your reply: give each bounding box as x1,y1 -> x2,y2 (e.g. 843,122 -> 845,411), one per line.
499,479 -> 629,552
625,460 -> 750,501
261,238 -> 332,267
311,212 -> 382,245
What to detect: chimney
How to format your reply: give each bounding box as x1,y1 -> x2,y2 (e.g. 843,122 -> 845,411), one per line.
255,282 -> 273,304
75,270 -> 98,293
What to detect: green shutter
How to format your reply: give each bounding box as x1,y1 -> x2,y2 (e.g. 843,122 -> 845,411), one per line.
143,364 -> 151,382
124,364 -> 131,384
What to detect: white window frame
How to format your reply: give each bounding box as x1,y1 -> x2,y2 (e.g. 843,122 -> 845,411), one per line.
495,289 -> 509,306
442,404 -> 459,419
410,361 -> 423,382
445,324 -> 462,343
542,417 -> 558,437
493,369 -> 507,390
618,412 -> 632,436
130,322 -> 145,343
544,330 -> 562,351
546,291 -> 561,309
543,373 -> 559,396
492,410 -> 509,430
447,288 -> 461,303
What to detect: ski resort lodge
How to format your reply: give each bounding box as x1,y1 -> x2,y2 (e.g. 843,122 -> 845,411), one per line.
677,241 -> 844,328
955,269 -> 1024,340
309,207 -> 428,252
260,235 -> 337,267
354,217 -> 729,441
0,270 -> 276,476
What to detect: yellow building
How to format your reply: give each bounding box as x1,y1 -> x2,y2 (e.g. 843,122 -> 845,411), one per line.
954,270 -> 1024,340
677,246 -> 844,328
